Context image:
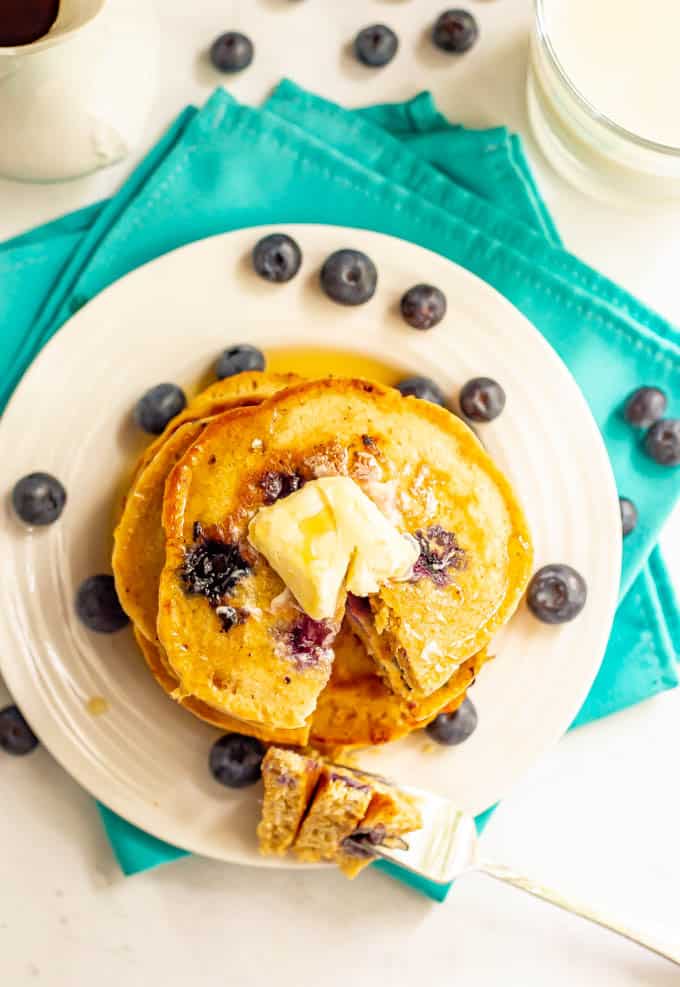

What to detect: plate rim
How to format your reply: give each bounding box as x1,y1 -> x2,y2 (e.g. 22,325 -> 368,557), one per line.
0,223 -> 622,868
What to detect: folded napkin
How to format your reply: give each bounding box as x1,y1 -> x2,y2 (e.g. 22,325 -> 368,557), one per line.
1,82 -> 678,901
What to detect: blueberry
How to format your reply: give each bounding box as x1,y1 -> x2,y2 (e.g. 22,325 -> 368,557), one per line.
527,564 -> 587,624
645,419 -> 680,466
76,575 -> 130,633
320,249 -> 377,306
12,472 -> 66,526
134,383 -> 186,435
623,386 -> 667,428
426,698 -> 478,746
209,733 -> 264,788
0,705 -> 39,756
354,24 -> 399,67
210,32 -> 254,73
252,233 -> 302,283
215,344 -> 266,380
619,497 -> 638,537
400,284 -> 447,331
396,376 -> 447,406
432,9 -> 479,53
459,377 -> 505,422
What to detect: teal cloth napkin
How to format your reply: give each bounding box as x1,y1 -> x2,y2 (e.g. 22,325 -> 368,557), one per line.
1,82 -> 678,901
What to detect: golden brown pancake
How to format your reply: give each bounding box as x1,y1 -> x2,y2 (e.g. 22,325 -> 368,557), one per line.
115,371 -> 481,747
158,378 -> 532,730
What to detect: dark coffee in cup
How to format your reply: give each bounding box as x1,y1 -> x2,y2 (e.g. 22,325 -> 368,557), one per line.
0,0 -> 60,46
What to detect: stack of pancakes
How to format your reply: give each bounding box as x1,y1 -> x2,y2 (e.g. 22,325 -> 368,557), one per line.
113,372 -> 532,751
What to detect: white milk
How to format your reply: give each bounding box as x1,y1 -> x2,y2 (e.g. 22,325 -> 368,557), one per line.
544,0 -> 680,148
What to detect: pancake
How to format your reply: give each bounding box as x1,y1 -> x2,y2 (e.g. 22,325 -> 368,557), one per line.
158,378 -> 532,730
115,373 -> 480,746
292,766 -> 373,863
289,760 -> 422,872
257,747 -> 322,855
134,627 -> 311,746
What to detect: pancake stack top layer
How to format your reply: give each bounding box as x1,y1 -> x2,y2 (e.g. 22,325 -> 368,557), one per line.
155,376 -> 533,732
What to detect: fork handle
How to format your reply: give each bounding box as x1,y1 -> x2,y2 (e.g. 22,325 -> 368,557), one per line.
478,859 -> 680,967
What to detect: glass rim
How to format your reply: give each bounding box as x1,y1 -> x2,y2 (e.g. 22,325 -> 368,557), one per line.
535,0 -> 680,157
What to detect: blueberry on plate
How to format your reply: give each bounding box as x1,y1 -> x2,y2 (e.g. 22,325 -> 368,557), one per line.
396,376 -> 447,407
354,24 -> 399,67
400,284 -> 447,330
209,733 -> 264,788
12,472 -> 66,526
252,233 -> 302,283
459,377 -> 505,422
619,496 -> 638,537
134,383 -> 186,435
210,31 -> 254,73
645,419 -> 680,466
426,698 -> 478,746
623,386 -> 667,428
432,9 -> 479,54
320,249 -> 378,306
0,705 -> 39,756
215,344 -> 266,380
76,574 -> 130,633
527,564 -> 587,624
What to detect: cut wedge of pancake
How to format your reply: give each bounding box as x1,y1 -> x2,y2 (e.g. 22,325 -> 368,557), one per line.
158,378 -> 532,730
310,621 -> 487,750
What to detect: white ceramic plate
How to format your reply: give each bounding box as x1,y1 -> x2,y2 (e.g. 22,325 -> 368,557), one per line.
0,226 -> 620,867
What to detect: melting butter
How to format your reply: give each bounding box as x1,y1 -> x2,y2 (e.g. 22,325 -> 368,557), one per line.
248,477 -> 419,621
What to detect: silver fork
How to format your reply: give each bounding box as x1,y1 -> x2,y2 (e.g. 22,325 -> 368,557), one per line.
360,785 -> 680,967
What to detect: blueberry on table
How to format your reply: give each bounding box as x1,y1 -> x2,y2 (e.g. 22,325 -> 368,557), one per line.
252,233 -> 302,283
210,32 -> 254,73
354,24 -> 399,67
76,575 -> 130,633
0,705 -> 39,756
320,249 -> 378,306
432,9 -> 479,54
215,344 -> 266,380
209,733 -> 264,788
459,377 -> 505,422
12,472 -> 66,526
134,383 -> 186,435
527,564 -> 587,624
623,386 -> 667,428
619,497 -> 638,537
396,376 -> 447,407
426,698 -> 478,746
644,419 -> 680,466
400,284 -> 447,330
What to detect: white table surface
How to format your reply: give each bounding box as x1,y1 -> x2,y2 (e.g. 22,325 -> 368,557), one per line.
1,2 -> 678,985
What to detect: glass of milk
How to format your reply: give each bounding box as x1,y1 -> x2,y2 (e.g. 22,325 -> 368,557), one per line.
527,0 -> 680,203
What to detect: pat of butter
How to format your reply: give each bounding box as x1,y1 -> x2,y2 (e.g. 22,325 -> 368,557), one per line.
248,476 -> 419,621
